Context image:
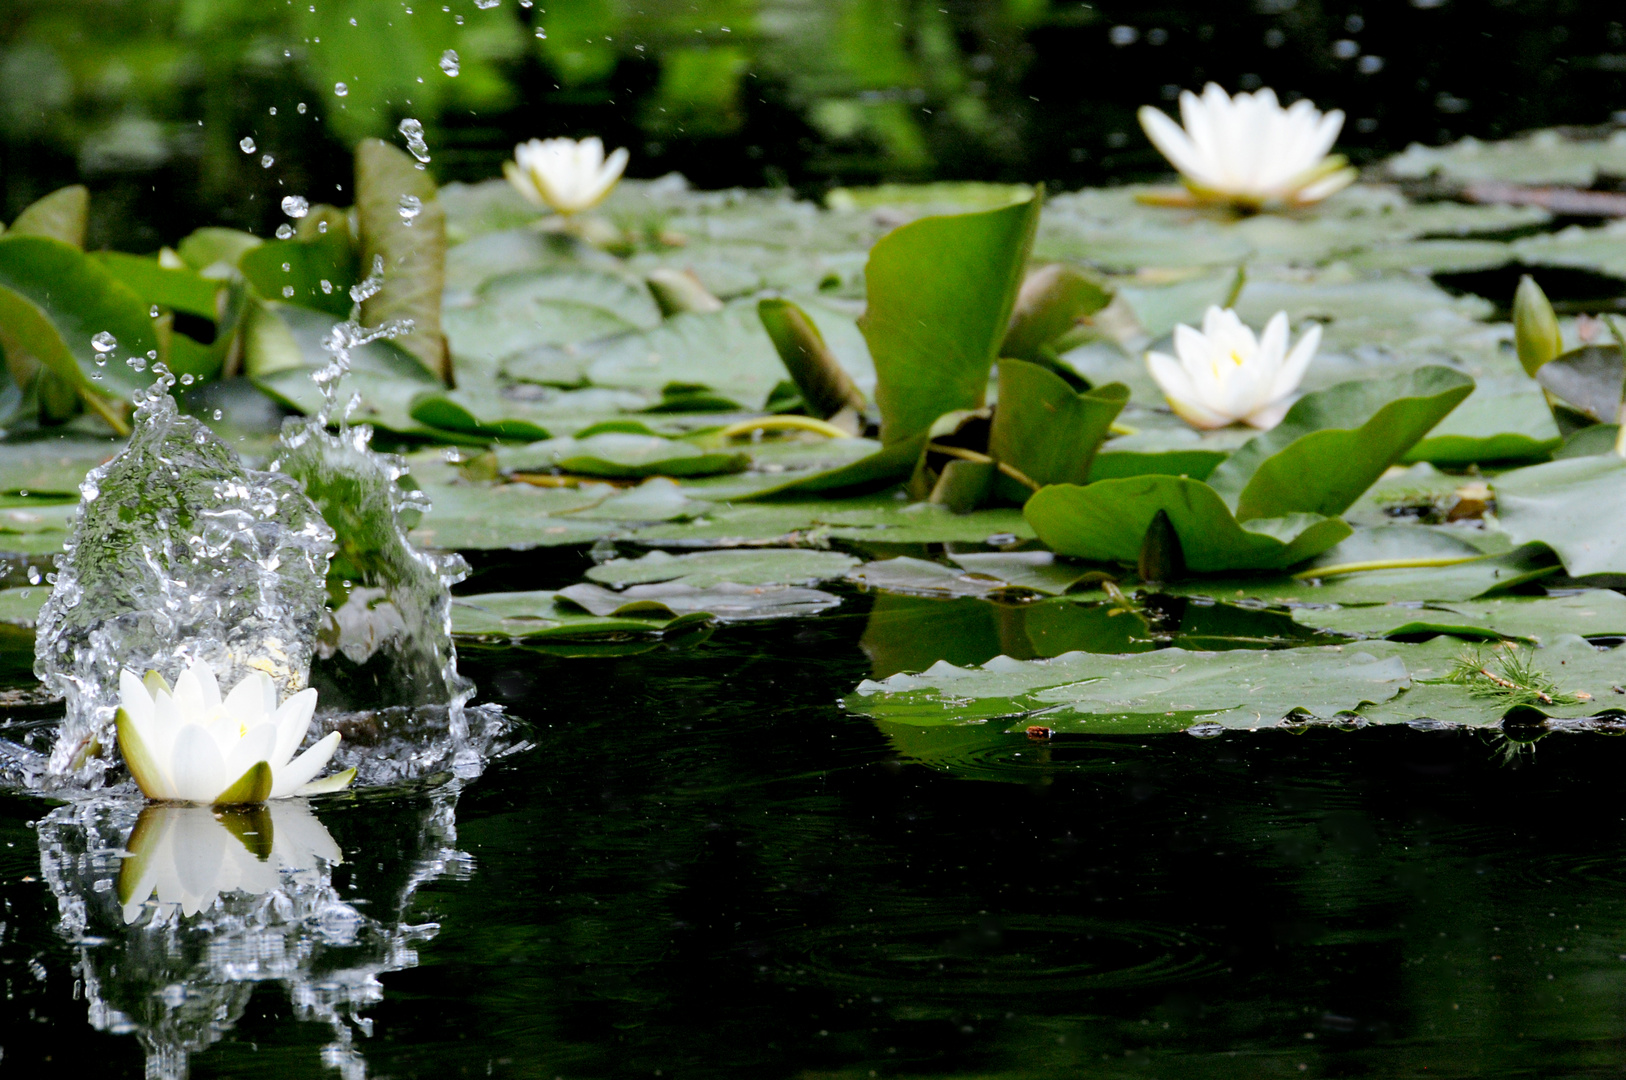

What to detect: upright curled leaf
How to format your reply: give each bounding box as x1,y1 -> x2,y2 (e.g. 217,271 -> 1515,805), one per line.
356,139 -> 449,384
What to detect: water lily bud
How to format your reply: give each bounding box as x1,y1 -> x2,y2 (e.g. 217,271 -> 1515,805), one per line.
758,298 -> 866,420
1513,274 -> 1562,377
646,268 -> 723,317
1002,264 -> 1112,361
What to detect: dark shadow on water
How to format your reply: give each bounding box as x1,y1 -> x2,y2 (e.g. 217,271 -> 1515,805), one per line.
8,612 -> 1626,1077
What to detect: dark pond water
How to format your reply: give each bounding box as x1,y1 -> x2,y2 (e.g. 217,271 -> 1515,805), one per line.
7,588 -> 1626,1078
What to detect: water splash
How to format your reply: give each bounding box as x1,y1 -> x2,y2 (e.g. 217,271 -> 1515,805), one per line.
33,368 -> 336,786
271,270 -> 471,723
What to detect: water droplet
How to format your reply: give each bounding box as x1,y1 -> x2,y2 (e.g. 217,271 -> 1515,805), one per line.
282,195 -> 310,218
127,356 -> 148,372
212,408 -> 224,420
281,262 -> 293,273
439,49 -> 460,76
261,154 -> 275,168
320,279 -> 334,294
297,102 -> 308,114
334,82 -> 349,97
399,194 -> 423,226
26,567 -> 40,585
283,285 -> 297,298
317,220 -> 330,234
398,118 -> 431,163
91,332 -> 117,354
149,305 -> 160,318
519,0 -> 532,6
269,106 -> 278,116
275,223 -> 295,240
475,0 -> 499,8
148,349 -> 158,360
239,136 -> 257,153
534,25 -> 546,38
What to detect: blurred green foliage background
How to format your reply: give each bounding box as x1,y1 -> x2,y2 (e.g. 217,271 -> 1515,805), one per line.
1,0 -> 1623,250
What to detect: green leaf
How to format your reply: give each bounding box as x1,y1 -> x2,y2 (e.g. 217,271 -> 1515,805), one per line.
1025,475 -> 1351,573
0,235 -> 160,412
176,227 -> 263,273
864,195 -> 1041,444
452,589 -> 715,640
11,185 -> 88,247
499,433 -> 750,479
1402,377 -> 1560,465
1001,263 -> 1112,361
1493,454 -> 1626,576
989,360 -> 1127,491
558,580 -> 839,621
1534,345 -> 1622,425
356,138 -> 448,382
445,268 -> 659,368
1293,590 -> 1626,643
93,252 -> 224,318
1163,543 -> 1561,605
847,643 -> 1413,732
407,391 -> 552,442
758,297 -> 866,419
1205,367 -> 1474,521
586,548 -> 859,589
240,229 -> 358,319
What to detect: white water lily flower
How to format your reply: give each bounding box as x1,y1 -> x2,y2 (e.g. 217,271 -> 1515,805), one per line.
505,136 -> 629,214
116,660 -> 354,805
1137,84 -> 1356,208
118,801 -> 343,923
1146,306 -> 1321,430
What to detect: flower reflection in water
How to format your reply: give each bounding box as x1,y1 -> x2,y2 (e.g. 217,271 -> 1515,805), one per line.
38,792 -> 471,1080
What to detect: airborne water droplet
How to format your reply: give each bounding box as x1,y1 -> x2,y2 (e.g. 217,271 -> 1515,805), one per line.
149,305 -> 160,318
261,154 -> 275,168
91,332 -> 117,353
475,0 -> 499,7
320,279 -> 334,294
534,25 -> 546,38
127,356 -> 148,372
275,224 -> 295,240
398,118 -> 431,163
239,136 -> 257,153
399,194 -> 423,226
282,195 -> 310,218
439,49 -> 460,76
283,285 -> 296,298
334,82 -> 349,97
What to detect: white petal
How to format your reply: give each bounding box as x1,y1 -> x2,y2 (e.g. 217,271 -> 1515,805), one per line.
1257,312 -> 1290,369
271,688 -> 319,770
223,671 -> 273,729
168,724 -> 231,804
1149,351 -> 1231,428
1138,106 -> 1215,188
1271,322 -> 1321,401
1295,166 -> 1357,204
1243,398 -> 1294,430
172,665 -> 208,722
221,723 -> 278,784
119,669 -> 154,728
271,731 -> 343,799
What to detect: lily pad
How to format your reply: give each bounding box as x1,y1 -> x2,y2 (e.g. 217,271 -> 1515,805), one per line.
452,589 -> 715,640
558,580 -> 840,621
846,643 -> 1413,732
1292,590 -> 1626,643
1383,129 -> 1626,187
586,548 -> 858,589
1402,376 -> 1561,465
1493,454 -> 1626,577
443,268 -> 661,366
500,433 -> 750,479
846,556 -> 1020,599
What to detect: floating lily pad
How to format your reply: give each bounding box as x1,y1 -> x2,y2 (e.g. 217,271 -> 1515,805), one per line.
1383,129 -> 1626,186
847,643 -> 1414,732
443,268 -> 661,366
1292,590 -> 1626,643
586,548 -> 858,589
500,433 -> 750,479
1493,454 -> 1626,577
946,551 -> 1106,595
846,556 -> 1019,598
558,580 -> 840,621
452,589 -> 714,640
